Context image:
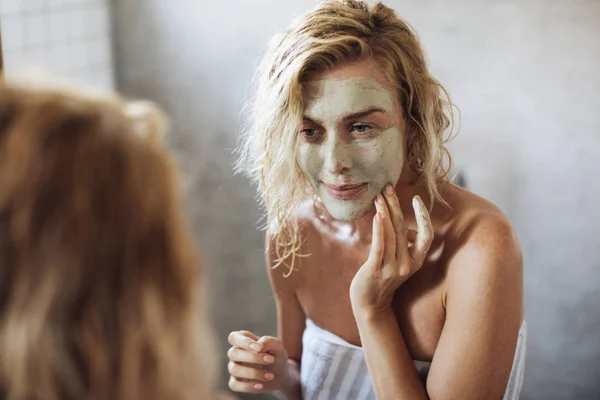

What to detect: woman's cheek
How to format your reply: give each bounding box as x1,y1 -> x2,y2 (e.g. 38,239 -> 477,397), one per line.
297,143 -> 323,186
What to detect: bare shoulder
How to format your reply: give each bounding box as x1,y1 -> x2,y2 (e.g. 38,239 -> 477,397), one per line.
264,198 -> 321,293
438,184 -> 523,286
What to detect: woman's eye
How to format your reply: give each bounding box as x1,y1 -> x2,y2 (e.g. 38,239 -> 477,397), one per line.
301,128 -> 321,138
351,124 -> 373,134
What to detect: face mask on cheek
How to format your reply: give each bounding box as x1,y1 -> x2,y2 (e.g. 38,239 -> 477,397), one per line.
297,75 -> 405,221
297,126 -> 405,221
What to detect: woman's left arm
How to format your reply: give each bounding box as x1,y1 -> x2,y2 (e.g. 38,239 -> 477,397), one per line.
350,186 -> 523,400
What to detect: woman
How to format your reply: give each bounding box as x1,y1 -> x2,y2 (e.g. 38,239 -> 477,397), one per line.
228,1 -> 526,399
0,80 -> 216,400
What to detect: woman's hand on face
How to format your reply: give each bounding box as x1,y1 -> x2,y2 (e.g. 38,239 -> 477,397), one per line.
349,184 -> 434,315
227,331 -> 289,393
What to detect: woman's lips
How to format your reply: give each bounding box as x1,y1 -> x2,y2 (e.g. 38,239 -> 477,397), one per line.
323,182 -> 367,200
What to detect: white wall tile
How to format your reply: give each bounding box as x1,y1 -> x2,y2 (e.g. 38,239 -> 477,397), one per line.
73,41 -> 88,68
1,16 -> 23,50
65,7 -> 84,39
92,3 -> 109,35
51,42 -> 69,73
0,0 -> 21,15
48,9 -> 68,42
79,5 -> 95,37
22,13 -> 47,46
2,49 -> 22,70
48,0 -> 69,7
92,72 -> 113,88
20,47 -> 43,67
20,0 -> 45,13
84,4 -> 104,36
1,0 -> 115,89
86,37 -> 107,65
63,0 -> 88,6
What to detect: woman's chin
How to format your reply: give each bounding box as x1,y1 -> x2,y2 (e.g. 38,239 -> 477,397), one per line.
322,199 -> 375,221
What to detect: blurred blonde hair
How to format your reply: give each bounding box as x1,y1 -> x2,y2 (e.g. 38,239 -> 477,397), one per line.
237,0 -> 457,274
0,81 -> 214,400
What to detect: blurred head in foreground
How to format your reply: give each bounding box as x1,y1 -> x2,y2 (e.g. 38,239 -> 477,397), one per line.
0,77 -> 216,400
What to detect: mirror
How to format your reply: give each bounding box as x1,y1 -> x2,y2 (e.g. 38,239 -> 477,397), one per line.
1,1 -> 598,399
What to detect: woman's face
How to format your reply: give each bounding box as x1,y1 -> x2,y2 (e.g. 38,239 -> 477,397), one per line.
297,61 -> 405,221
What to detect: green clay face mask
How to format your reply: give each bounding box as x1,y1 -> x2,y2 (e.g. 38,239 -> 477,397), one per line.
298,76 -> 404,220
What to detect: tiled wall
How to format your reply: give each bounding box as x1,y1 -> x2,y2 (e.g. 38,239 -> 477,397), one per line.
0,0 -> 114,89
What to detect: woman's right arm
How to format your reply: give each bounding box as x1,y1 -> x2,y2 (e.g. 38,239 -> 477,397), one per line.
266,233 -> 306,400
227,233 -> 305,399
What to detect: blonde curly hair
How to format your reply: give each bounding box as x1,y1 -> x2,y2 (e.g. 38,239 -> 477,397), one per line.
237,0 -> 457,275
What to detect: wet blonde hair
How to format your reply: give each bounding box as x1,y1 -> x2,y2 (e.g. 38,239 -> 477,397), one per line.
0,82 -> 214,400
237,0 -> 457,274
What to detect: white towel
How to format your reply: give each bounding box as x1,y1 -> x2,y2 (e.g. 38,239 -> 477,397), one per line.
300,319 -> 527,400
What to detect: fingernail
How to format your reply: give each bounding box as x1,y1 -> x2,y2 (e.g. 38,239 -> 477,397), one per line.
265,372 -> 275,380
413,195 -> 421,204
386,185 -> 394,195
254,383 -> 263,390
250,343 -> 262,352
263,354 -> 275,363
413,196 -> 425,214
377,194 -> 384,204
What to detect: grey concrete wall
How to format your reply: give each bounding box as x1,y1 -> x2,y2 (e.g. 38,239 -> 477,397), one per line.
111,1 -> 600,399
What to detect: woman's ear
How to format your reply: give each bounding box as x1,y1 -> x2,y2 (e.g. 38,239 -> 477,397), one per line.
123,100 -> 168,144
